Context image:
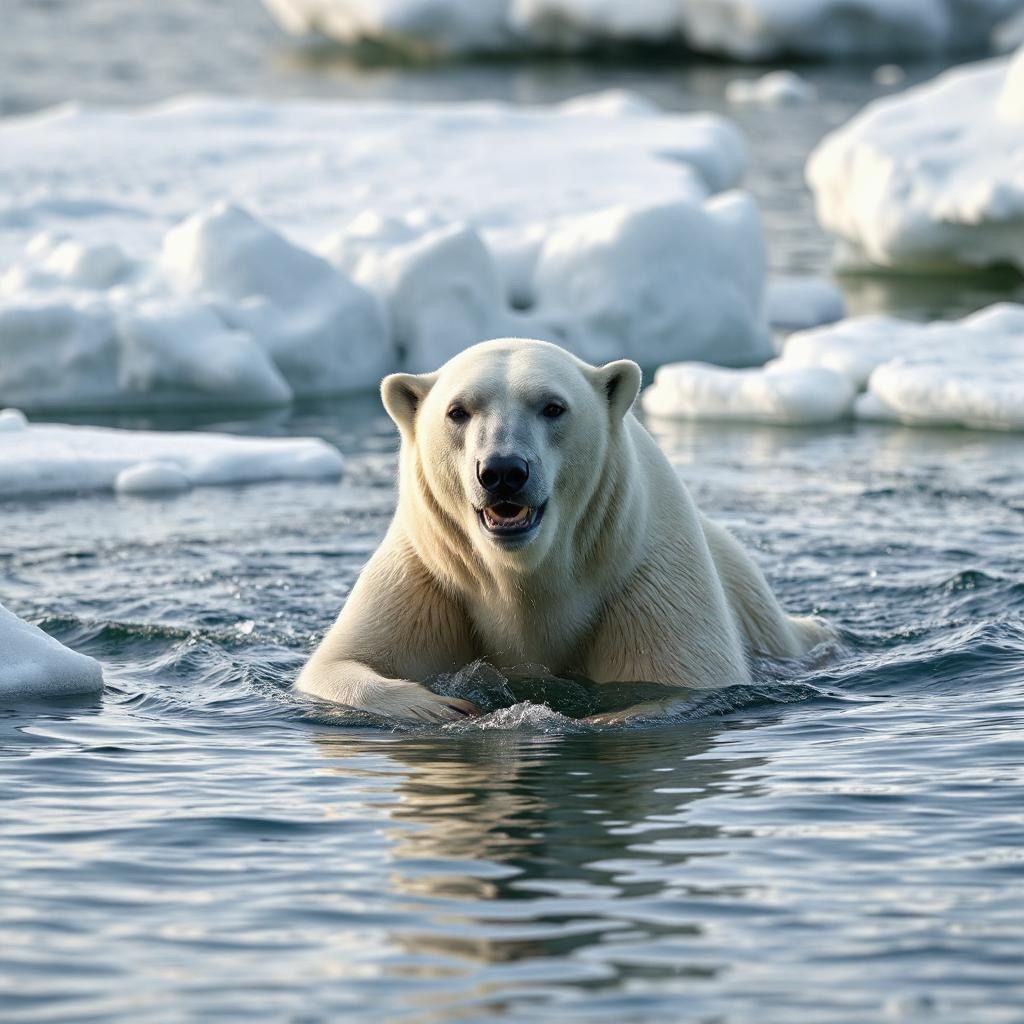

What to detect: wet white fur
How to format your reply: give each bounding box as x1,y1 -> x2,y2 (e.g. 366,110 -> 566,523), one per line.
297,339 -> 830,722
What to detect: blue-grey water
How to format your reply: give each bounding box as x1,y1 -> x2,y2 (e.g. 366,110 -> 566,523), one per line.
2,2 -> 1024,1022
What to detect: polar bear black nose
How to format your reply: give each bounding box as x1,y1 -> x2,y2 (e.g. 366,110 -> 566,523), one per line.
477,455 -> 530,498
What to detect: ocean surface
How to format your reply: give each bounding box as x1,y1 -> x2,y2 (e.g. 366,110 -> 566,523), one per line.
2,3 -> 1024,1023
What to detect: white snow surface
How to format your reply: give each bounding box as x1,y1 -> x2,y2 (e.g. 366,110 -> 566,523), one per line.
263,0 -> 1024,58
0,602 -> 104,701
0,414 -> 345,497
808,47 -> 1024,275
0,94 -> 770,409
533,194 -> 773,367
641,304 -> 1024,431
642,361 -> 856,425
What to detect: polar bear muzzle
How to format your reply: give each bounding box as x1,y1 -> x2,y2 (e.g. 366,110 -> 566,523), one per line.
478,500 -> 547,544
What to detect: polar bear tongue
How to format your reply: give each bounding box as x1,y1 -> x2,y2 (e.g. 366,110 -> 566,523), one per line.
485,502 -> 530,527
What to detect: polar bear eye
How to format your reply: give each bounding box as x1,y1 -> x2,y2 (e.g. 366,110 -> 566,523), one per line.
447,404 -> 470,423
542,402 -> 567,419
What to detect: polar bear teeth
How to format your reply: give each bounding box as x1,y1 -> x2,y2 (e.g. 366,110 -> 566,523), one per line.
483,502 -> 533,530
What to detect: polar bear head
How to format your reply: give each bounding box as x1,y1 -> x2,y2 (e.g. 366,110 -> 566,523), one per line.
382,338 -> 641,573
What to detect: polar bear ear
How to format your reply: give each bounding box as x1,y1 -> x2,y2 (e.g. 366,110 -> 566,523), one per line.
381,372 -> 436,433
595,359 -> 642,420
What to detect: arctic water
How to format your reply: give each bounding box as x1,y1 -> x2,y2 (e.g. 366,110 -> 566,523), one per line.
2,2 -> 1024,1021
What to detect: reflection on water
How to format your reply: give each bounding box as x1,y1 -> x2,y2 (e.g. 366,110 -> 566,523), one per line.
310,725 -> 748,991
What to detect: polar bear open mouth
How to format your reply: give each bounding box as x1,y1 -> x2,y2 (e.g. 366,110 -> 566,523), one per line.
479,501 -> 546,538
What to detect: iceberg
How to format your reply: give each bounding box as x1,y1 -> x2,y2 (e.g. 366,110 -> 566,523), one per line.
0,602 -> 104,701
808,47 -> 1024,275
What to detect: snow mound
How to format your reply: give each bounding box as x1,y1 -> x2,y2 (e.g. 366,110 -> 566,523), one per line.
323,220 -> 512,373
0,95 -> 765,407
643,303 -> 1024,432
726,71 -> 816,107
808,48 -> 1024,275
642,361 -> 856,426
0,414 -> 345,498
161,203 -> 392,397
533,194 -> 772,368
849,304 -> 1024,429
0,602 -> 104,701
263,0 -> 1023,58
0,292 -> 292,413
765,276 -> 846,331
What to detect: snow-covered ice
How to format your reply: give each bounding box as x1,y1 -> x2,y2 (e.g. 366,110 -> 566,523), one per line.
0,412 -> 345,498
849,305 -> 1024,430
533,194 -> 773,367
681,0 -> 1021,60
808,47 -> 1024,275
263,0 -> 1024,59
642,304 -> 1024,432
765,276 -> 846,331
726,71 -> 816,107
0,94 -> 770,408
641,361 -> 856,426
0,602 -> 104,701
161,203 -> 393,396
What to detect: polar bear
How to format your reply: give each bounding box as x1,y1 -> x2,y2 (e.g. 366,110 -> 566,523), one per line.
297,338 -> 830,723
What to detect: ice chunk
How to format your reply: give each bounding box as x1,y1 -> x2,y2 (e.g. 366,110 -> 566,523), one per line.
0,294 -> 292,412
857,305 -> 1024,430
726,71 -> 817,107
765,276 -> 846,331
0,416 -> 345,498
161,203 -> 393,397
681,0 -> 1018,60
263,0 -> 1021,58
641,361 -> 856,426
0,602 -> 104,701
808,48 -> 1024,275
533,195 -> 772,368
324,221 -> 511,372
0,408 -> 29,432
782,314 -> 923,388
0,235 -> 131,294
114,461 -> 193,494
263,0 -> 514,55
642,303 -> 1024,432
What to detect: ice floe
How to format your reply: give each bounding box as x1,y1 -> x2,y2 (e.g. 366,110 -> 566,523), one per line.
808,47 -> 1024,275
0,413 -> 345,498
0,602 -> 104,701
0,94 -> 769,410
642,304 -> 1024,432
263,0 -> 1024,59
680,0 -> 1020,60
641,361 -> 856,426
725,71 -> 816,107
